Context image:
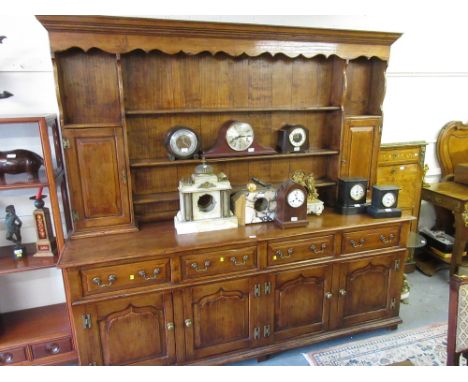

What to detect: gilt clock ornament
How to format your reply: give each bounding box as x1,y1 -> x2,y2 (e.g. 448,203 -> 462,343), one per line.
274,180 -> 308,229
174,159 -> 238,234
204,120 -> 276,158
165,126 -> 200,160
277,124 -> 309,153
367,185 -> 401,218
335,177 -> 368,215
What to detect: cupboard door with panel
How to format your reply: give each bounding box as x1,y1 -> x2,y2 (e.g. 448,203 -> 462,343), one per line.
340,117 -> 382,188
81,292 -> 176,365
182,277 -> 260,361
62,127 -> 133,235
272,264 -> 333,341
334,251 -> 405,329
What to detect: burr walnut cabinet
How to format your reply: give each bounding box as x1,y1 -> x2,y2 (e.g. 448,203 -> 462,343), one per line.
36,16 -> 408,365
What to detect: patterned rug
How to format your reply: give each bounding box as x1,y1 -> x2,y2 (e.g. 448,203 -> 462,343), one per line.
304,323 -> 450,366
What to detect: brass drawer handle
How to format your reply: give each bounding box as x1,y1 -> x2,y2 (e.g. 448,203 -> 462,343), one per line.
47,343 -> 61,355
350,239 -> 365,248
230,255 -> 249,266
138,268 -> 161,280
310,243 -> 327,254
185,319 -> 193,328
0,352 -> 13,363
92,274 -> 117,288
275,248 -> 293,259
379,233 -> 395,244
191,260 -> 211,272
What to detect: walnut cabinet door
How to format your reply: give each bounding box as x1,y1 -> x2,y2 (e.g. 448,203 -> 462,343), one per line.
333,251 -> 405,329
182,277 -> 263,361
271,265 -> 333,341
81,292 -> 176,365
62,127 -> 132,233
340,117 -> 382,188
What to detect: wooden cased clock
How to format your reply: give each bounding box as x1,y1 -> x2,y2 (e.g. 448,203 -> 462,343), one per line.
367,185 -> 402,218
165,126 -> 201,160
274,180 -> 308,228
204,120 -> 276,158
335,177 -> 369,215
277,124 -> 309,153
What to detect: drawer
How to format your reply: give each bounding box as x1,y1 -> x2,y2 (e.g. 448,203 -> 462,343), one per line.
379,147 -> 421,164
81,258 -> 170,295
181,246 -> 257,280
31,337 -> 73,360
342,225 -> 400,254
267,234 -> 335,266
0,346 -> 28,365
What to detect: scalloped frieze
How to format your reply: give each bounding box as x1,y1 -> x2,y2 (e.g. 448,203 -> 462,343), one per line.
47,31 -> 392,61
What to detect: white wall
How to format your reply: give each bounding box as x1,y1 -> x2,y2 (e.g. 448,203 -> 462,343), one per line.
1,15 -> 467,312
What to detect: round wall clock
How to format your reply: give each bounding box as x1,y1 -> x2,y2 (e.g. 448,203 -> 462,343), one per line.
165,126 -> 200,160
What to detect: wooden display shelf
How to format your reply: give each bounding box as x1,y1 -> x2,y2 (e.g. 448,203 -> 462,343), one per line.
62,122 -> 121,129
130,149 -> 340,169
0,304 -> 70,349
126,105 -> 341,116
0,243 -> 58,275
133,178 -> 336,206
0,168 -> 64,191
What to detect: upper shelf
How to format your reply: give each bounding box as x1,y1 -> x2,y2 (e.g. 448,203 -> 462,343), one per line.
126,106 -> 342,116
0,168 -> 64,191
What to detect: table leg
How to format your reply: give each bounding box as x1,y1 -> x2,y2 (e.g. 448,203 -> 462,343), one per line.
452,212 -> 468,275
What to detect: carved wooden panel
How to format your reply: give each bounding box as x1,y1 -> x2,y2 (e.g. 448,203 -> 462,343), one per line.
336,252 -> 404,328
273,265 -> 332,341
182,278 -> 254,360
89,293 -> 175,365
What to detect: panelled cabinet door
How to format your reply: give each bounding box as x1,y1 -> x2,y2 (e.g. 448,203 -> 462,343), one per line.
334,251 -> 405,329
182,278 -> 258,361
340,117 -> 382,188
272,265 -> 333,341
82,292 -> 176,365
62,127 -> 132,233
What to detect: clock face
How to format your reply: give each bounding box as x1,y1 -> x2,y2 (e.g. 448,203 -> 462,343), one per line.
168,128 -> 199,158
287,189 -> 306,208
350,184 -> 365,201
288,127 -> 307,147
226,122 -> 254,151
382,192 -> 396,208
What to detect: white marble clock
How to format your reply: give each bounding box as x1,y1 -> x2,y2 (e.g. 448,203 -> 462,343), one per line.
174,161 -> 238,234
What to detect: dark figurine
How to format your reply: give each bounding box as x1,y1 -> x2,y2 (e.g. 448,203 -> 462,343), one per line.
5,205 -> 25,258
0,149 -> 43,182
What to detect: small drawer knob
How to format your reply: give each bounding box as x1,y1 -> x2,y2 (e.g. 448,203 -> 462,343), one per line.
325,292 -> 333,300
185,319 -> 193,328
166,322 -> 175,331
47,343 -> 61,355
339,289 -> 347,296
0,352 -> 13,363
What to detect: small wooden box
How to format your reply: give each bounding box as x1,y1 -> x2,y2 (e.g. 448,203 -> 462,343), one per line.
454,163 -> 468,185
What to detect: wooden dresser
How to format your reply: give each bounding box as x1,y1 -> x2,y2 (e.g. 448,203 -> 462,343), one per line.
61,212 -> 412,365
35,16 -> 407,365
377,142 -> 426,271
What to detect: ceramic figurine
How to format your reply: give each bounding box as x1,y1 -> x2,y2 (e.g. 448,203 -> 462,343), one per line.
4,205 -> 25,258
